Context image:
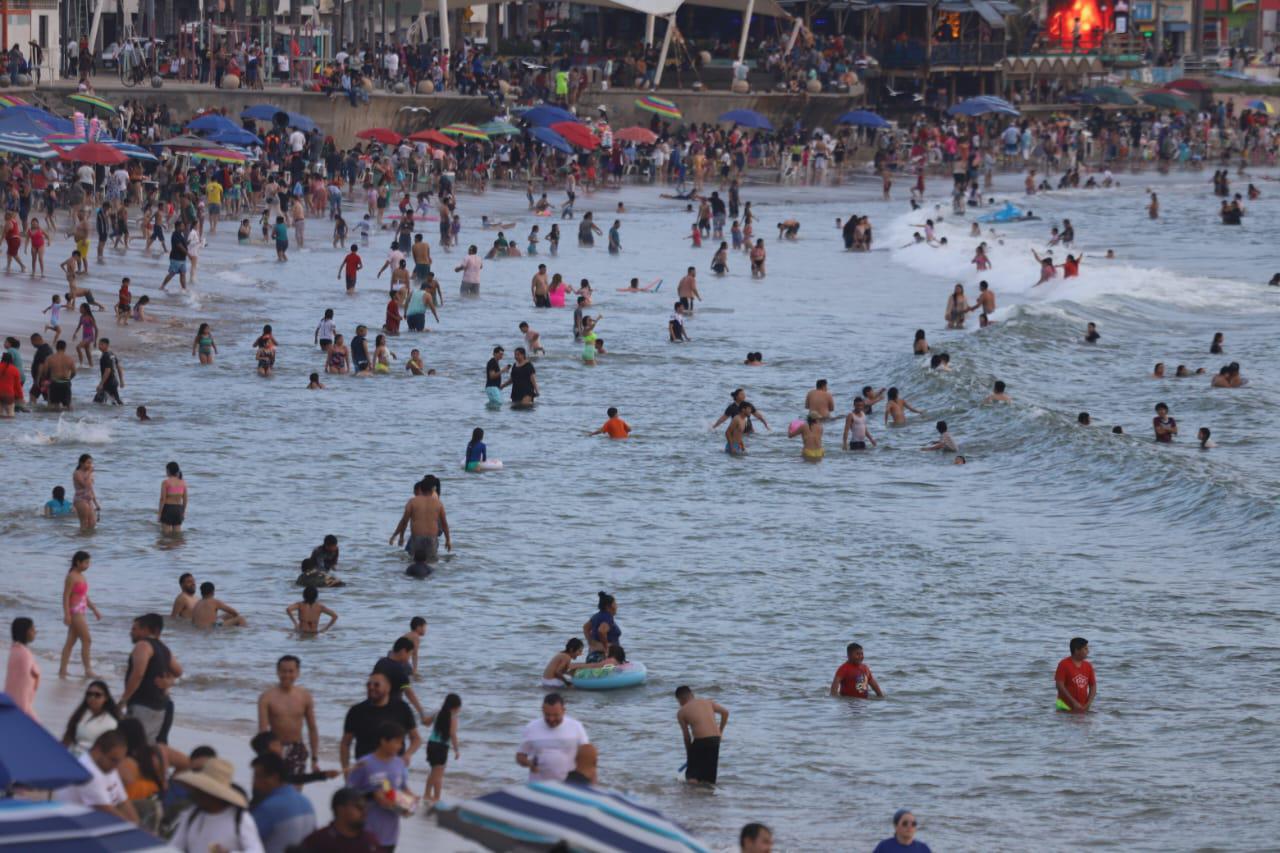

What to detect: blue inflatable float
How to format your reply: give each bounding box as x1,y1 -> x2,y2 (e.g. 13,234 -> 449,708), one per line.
978,201 -> 1039,223
572,662 -> 647,691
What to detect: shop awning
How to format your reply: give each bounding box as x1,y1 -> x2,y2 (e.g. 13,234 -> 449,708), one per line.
970,0 -> 1008,27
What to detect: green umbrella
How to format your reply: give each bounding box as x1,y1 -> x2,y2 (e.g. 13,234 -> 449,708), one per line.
1141,91 -> 1196,112
1082,86 -> 1137,106
480,120 -> 521,138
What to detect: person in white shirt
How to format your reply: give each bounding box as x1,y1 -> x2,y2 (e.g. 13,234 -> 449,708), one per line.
54,730 -> 139,824
384,49 -> 399,81
515,693 -> 589,782
455,244 -> 484,296
289,129 -> 305,154
170,758 -> 265,853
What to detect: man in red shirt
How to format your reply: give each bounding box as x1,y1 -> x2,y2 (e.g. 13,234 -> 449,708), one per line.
337,245 -> 363,292
829,642 -> 884,699
1055,637 -> 1096,712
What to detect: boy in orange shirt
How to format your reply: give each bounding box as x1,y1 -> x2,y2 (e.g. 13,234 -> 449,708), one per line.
588,407 -> 631,439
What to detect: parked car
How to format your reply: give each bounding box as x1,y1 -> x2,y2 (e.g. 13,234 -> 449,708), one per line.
102,38 -> 162,68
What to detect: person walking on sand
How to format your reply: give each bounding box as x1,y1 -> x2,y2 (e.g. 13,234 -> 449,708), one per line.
6,617 -> 41,717
59,551 -> 101,678
120,613 -> 181,743
422,693 -> 462,804
258,654 -> 323,784
676,685 -> 729,784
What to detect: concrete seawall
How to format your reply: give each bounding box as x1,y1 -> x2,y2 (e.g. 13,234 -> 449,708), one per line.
32,80 -> 865,146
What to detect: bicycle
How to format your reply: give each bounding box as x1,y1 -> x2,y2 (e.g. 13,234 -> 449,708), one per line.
119,50 -> 151,87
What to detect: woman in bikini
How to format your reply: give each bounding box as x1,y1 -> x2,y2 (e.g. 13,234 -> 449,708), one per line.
158,461 -> 187,534
73,454 -> 99,532
191,323 -> 218,365
326,333 -> 350,374
59,550 -> 101,678
945,284 -> 968,329
73,304 -> 97,366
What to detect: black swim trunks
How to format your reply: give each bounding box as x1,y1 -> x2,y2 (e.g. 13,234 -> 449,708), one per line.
685,736 -> 721,784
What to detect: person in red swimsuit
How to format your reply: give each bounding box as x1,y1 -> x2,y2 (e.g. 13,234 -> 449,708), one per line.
4,211 -> 26,274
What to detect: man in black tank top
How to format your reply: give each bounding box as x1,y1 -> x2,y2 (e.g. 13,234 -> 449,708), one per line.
120,613 -> 183,744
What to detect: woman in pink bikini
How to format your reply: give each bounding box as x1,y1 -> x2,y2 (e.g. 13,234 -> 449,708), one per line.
26,216 -> 48,277
158,461 -> 188,534
73,454 -> 99,532
59,550 -> 102,678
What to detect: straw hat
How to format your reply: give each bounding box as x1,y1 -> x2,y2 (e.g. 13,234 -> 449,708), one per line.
172,758 -> 248,809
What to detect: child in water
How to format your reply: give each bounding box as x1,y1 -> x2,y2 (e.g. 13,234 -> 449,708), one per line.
464,428 -> 487,472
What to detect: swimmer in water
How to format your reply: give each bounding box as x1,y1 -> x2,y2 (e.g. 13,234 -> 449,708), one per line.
804,380 -> 836,420
287,585 -> 338,634
136,406 -> 151,421
884,387 -> 922,426
724,402 -> 754,456
842,397 -> 876,450
372,335 -> 396,373
972,244 -> 991,271
777,220 -> 800,240
1031,250 -> 1057,286
1148,193 -> 1159,219
1152,362 -> 1166,379
913,329 -> 930,355
923,420 -> 958,452
1198,427 -> 1214,449
1085,322 -> 1100,344
744,352 -> 765,366
983,380 -> 1011,403
970,280 -> 995,321
617,277 -> 661,293
796,415 -> 824,461
519,322 -> 545,356
406,350 -> 425,376
542,638 -> 588,687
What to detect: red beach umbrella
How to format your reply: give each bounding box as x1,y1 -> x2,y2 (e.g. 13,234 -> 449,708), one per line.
356,127 -> 403,145
408,129 -> 457,148
58,141 -> 127,165
550,121 -> 599,150
613,126 -> 658,144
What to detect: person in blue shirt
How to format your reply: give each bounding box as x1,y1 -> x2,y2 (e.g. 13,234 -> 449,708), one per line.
44,485 -> 74,517
464,427 -> 487,472
584,591 -> 621,663
873,810 -> 931,853
250,752 -> 316,853
274,216 -> 289,261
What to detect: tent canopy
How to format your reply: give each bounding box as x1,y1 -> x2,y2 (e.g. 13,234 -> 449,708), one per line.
434,0 -> 791,19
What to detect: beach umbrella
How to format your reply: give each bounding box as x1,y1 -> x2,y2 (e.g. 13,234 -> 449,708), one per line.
436,781 -> 712,853
57,141 -> 126,166
185,113 -> 239,134
0,693 -> 91,790
408,129 -> 457,148
45,134 -> 157,162
0,800 -> 168,851
635,95 -> 682,120
480,120 -> 521,137
1246,99 -> 1275,115
613,126 -> 657,144
0,131 -> 58,159
550,121 -> 599,150
0,95 -> 29,108
948,96 -> 1019,117
530,126 -> 573,155
66,93 -> 116,115
717,108 -> 772,130
356,127 -> 403,145
441,123 -> 488,141
519,105 -> 578,126
0,106 -> 74,135
1140,91 -> 1196,112
1081,86 -> 1137,106
205,126 -> 262,147
155,135 -> 220,151
191,148 -> 249,164
239,104 -> 316,132
836,109 -> 891,129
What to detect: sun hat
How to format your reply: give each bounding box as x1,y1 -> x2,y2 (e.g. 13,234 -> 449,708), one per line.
172,758 -> 248,809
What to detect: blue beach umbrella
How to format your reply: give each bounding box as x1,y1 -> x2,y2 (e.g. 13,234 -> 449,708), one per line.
0,693 -> 90,790
948,96 -> 1020,117
717,109 -> 773,130
530,126 -> 574,155
0,131 -> 58,159
0,800 -> 169,851
205,126 -> 263,147
240,104 -> 317,132
837,109 -> 891,129
185,113 -> 239,134
436,780 -> 712,853
0,105 -> 74,133
520,105 -> 579,127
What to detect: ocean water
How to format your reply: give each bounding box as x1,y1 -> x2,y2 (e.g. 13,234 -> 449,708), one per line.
4,168 -> 1280,851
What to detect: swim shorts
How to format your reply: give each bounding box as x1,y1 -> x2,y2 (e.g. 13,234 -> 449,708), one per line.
345,275 -> 357,290
276,240 -> 289,252
160,504 -> 185,526
848,441 -> 867,451
685,736 -> 721,784
486,386 -> 502,405
49,380 -> 72,407
405,533 -> 439,562
282,742 -> 308,777
168,259 -> 186,275
426,741 -> 449,768
413,263 -> 430,281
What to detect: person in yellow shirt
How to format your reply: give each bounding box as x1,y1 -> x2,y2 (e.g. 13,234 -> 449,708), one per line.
205,179 -> 224,235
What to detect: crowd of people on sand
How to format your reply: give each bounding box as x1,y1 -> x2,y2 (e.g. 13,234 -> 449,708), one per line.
1,81 -> 1258,851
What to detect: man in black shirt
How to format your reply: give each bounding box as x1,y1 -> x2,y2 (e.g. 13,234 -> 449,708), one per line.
94,338 -> 123,405
712,387 -> 769,434
350,325 -> 370,374
340,672 -> 419,772
484,345 -> 507,405
121,613 -> 182,743
160,228 -> 188,291
373,638 -> 425,719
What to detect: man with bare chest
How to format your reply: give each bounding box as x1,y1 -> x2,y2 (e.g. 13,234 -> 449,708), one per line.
257,655 -> 321,783
170,573 -> 197,621
389,477 -> 451,561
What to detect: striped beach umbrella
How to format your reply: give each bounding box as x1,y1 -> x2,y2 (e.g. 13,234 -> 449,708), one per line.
0,95 -> 29,108
0,131 -> 57,159
480,120 -> 521,137
440,123 -> 488,141
45,133 -> 158,163
66,93 -> 116,115
1246,99 -> 1275,115
436,781 -> 712,853
0,800 -> 169,851
191,147 -> 249,164
635,95 -> 682,120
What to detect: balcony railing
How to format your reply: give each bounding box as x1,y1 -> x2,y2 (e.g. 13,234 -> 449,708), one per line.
876,40 -> 1007,69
